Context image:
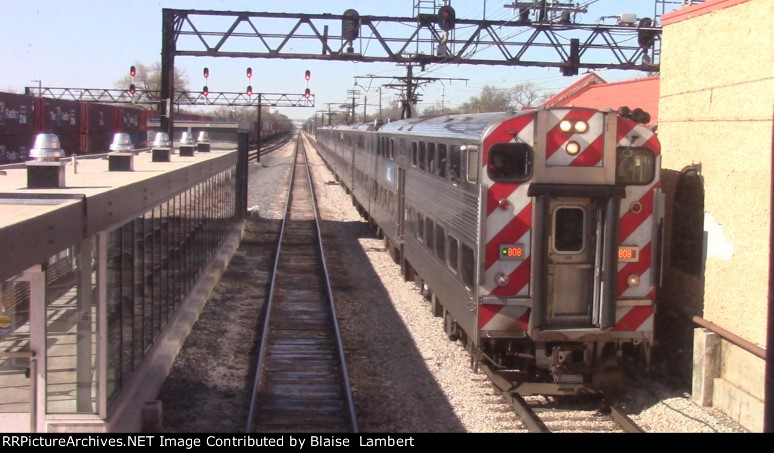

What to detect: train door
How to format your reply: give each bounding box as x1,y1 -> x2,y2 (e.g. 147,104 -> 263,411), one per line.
397,167 -> 406,240
546,198 -> 600,327
529,189 -> 619,332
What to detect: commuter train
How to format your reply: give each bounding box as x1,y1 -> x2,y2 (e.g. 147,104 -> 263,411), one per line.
311,107 -> 662,393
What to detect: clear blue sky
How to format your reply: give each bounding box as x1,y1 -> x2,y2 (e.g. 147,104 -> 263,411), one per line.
2,0 -> 667,120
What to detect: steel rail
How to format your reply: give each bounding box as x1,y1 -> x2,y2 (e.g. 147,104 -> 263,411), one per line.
245,134 -> 357,433
300,134 -> 358,432
244,136 -> 299,433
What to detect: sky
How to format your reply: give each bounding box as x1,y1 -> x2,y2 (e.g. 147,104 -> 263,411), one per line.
1,0 -> 669,121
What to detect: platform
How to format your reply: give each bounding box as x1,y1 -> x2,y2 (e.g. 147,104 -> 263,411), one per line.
0,135 -> 249,432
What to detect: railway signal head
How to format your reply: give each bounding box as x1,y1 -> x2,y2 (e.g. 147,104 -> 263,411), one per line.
247,67 -> 253,79
247,85 -> 253,96
130,65 -> 136,77
129,83 -> 136,95
203,67 -> 209,78
561,38 -> 580,76
637,18 -> 657,49
342,9 -> 360,41
203,85 -> 209,97
305,70 -> 311,81
437,5 -> 456,31
304,88 -> 311,99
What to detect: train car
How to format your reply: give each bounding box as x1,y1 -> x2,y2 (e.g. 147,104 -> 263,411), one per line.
314,107 -> 662,393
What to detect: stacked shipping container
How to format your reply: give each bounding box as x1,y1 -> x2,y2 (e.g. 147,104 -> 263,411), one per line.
0,90 -> 293,163
0,91 -> 166,163
0,93 -> 36,163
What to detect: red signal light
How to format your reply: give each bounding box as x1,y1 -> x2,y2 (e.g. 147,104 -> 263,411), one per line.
247,85 -> 253,96
247,67 -> 253,78
305,70 -> 311,81
203,85 -> 209,97
304,88 -> 311,99
130,65 -> 136,77
203,67 -> 209,78
437,5 -> 456,31
129,83 -> 136,95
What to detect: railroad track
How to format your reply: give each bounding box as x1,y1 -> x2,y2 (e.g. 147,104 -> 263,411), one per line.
246,134 -> 358,433
248,133 -> 293,161
482,364 -> 644,433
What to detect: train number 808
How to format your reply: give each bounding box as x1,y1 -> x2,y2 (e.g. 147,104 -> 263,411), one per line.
618,246 -> 640,262
499,244 -> 525,261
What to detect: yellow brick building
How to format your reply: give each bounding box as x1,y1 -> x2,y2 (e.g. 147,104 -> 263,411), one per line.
659,0 -> 773,431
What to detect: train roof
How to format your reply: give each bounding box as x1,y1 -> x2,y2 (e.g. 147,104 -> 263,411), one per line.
377,112 -> 522,141
323,123 -> 376,132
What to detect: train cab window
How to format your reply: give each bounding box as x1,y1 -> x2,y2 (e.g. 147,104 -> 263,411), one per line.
419,142 -> 426,171
390,139 -> 396,160
616,147 -> 656,185
411,142 -> 418,167
446,235 -> 459,273
553,207 -> 585,253
449,146 -> 461,185
407,206 -> 415,236
438,144 -> 447,178
461,244 -> 475,289
487,143 -> 533,182
417,213 -> 425,242
428,143 -> 436,174
466,146 -> 479,183
425,218 -> 434,251
434,224 -> 446,262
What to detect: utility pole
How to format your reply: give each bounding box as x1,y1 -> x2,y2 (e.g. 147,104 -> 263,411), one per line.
356,65 -> 467,119
363,96 -> 367,122
31,80 -> 42,98
346,89 -> 360,124
379,87 -> 383,122
404,65 -> 414,119
256,97 -> 262,163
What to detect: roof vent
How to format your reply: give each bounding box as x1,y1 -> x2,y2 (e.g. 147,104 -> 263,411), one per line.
27,133 -> 66,188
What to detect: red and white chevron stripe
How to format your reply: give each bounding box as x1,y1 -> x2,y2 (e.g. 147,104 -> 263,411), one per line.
616,117 -> 660,314
545,108 -> 605,167
479,304 -> 531,331
480,113 -> 536,299
612,305 -> 654,332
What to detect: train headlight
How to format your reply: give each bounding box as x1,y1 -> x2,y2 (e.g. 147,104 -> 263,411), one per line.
559,120 -> 573,132
574,120 -> 589,133
495,272 -> 509,287
626,274 -> 640,288
566,141 -> 580,156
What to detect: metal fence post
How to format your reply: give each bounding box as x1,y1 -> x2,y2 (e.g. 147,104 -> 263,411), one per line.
236,132 -> 249,219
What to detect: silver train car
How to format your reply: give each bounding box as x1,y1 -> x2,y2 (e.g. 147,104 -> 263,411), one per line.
312,107 -> 663,393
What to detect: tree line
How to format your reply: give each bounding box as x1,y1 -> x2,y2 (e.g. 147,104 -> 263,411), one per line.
309,81 -> 552,127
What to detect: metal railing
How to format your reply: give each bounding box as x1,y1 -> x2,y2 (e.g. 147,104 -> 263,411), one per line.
693,316 -> 766,360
